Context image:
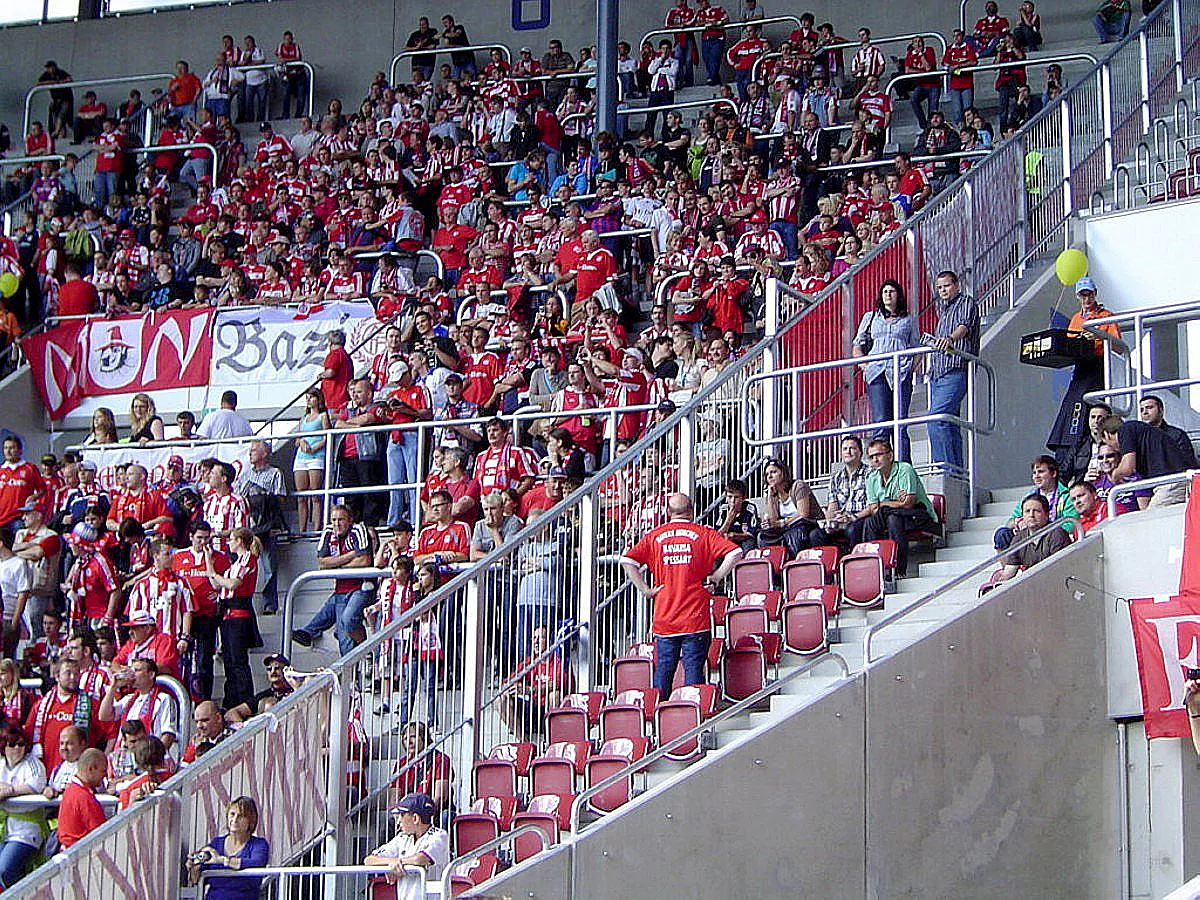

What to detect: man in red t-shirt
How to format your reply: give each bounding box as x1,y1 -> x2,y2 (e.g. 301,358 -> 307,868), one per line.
413,490 -> 472,565
26,658 -> 98,772
57,748 -> 109,848
320,328 -> 354,412
621,492 -> 742,695
571,229 -> 617,311
57,263 -> 100,317
0,436 -> 45,534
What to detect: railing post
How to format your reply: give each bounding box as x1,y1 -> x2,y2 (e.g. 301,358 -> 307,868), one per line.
576,493 -> 597,694
1100,63 -> 1115,175
760,278 -> 780,449
1060,96 -> 1075,234
677,409 -> 696,497
966,360 -> 978,515
840,279 -> 858,427
1173,0 -> 1186,91
322,670 -> 348,892
461,576 -> 484,801
1140,30 -> 1153,133
962,179 -> 977,298
1014,136 -> 1030,288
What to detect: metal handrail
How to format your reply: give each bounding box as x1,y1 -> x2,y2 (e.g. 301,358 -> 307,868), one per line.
0,153 -> 67,170
24,72 -> 173,146
560,96 -> 738,133
815,148 -> 991,174
230,61 -> 316,123
281,567 -> 392,658
639,14 -> 802,54
123,140 -> 220,176
1106,469 -> 1196,519
751,30 -> 949,84
863,519 -> 1086,665
389,43 -> 512,88
568,652 -> 850,836
441,823 -> 549,898
155,674 -> 194,750
196,864 -> 423,893
884,52 -> 1100,102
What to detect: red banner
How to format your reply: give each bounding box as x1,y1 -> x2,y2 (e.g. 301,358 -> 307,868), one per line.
24,309 -> 214,420
1129,595 -> 1200,738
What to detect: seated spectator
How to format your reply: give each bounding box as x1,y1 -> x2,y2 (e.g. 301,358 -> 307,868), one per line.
226,654 -> 295,724
292,505 -> 373,654
710,478 -> 759,551
43,725 -> 87,800
1139,395 -> 1198,466
413,490 -> 471,567
117,735 -> 172,810
1061,403 -> 1111,486
1093,0 -> 1132,43
1101,414 -> 1194,508
387,722 -> 452,812
994,493 -> 1073,583
0,724 -> 47,886
824,435 -> 870,538
847,439 -> 937,578
99,656 -> 179,752
499,624 -> 570,742
181,701 -> 233,765
112,611 -> 182,680
1070,481 -> 1108,533
363,792 -> 450,893
760,457 -> 828,554
186,796 -> 271,895
993,456 -> 1078,550
56,747 -> 108,850
0,659 -> 34,730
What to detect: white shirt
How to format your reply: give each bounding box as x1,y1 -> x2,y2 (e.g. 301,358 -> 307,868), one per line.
0,554 -> 31,622
0,754 -> 47,846
197,407 -> 254,439
371,826 -> 450,900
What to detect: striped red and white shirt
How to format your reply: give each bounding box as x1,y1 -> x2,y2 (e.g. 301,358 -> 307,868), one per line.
128,568 -> 195,640
202,492 -> 249,553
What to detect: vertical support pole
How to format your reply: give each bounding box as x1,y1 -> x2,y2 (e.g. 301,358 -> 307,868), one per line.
840,279 -> 858,427
576,493 -> 597,693
760,278 -> 780,452
677,410 -> 696,497
1139,31 -> 1153,133
965,360 -> 978,515
322,672 -> 347,891
461,577 -> 483,801
1100,64 -> 1115,176
962,180 -> 976,298
596,0 -> 621,135
1060,97 -> 1075,236
1014,137 -> 1029,294
1173,0 -> 1186,91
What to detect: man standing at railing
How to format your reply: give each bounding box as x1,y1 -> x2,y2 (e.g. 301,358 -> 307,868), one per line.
1100,414 -> 1194,508
927,271 -> 980,474
364,792 -> 450,896
621,492 -> 742,697
850,28 -> 886,97
942,29 -> 979,126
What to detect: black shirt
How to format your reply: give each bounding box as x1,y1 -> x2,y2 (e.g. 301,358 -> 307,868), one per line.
1160,422 -> 1197,468
1118,420 -> 1192,478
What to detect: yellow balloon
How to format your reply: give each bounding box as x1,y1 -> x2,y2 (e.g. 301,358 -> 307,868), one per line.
0,273 -> 16,298
1054,248 -> 1088,287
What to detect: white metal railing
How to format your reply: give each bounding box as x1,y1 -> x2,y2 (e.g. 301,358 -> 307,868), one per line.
751,30 -> 949,84
639,14 -> 803,56
1106,468 -> 1196,518
389,43 -> 512,88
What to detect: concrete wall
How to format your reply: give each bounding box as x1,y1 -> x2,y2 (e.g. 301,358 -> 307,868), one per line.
0,0 -> 1100,138
491,539 -> 1119,898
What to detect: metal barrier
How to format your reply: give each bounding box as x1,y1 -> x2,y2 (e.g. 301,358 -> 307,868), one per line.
230,61 -> 316,123
751,30 -> 949,84
560,96 -> 739,134
389,44 -> 512,89
195,864 -> 426,896
280,567 -> 391,658
638,14 -> 803,57
24,73 -> 170,146
441,823 -> 549,898
154,674 -> 194,751
1106,468 -> 1197,518
863,519 -> 1085,665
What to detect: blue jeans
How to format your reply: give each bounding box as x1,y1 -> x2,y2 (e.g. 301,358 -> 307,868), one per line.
866,373 -> 914,462
205,97 -> 231,119
734,68 -> 752,101
928,367 -> 968,472
93,171 -> 118,209
947,87 -> 974,124
909,85 -> 941,130
541,143 -> 561,185
672,40 -> 695,88
772,220 -> 798,259
1093,12 -> 1130,42
302,588 -> 371,655
700,37 -> 724,84
654,630 -> 710,697
386,437 -> 419,526
179,157 -> 210,192
260,533 -> 279,611
239,81 -> 268,122
400,657 -> 437,725
0,840 -> 37,888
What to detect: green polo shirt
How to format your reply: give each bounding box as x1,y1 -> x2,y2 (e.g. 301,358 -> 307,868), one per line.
866,461 -> 938,521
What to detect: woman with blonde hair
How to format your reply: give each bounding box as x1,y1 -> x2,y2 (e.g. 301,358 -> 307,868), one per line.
292,389 -> 331,533
128,393 -> 165,444
205,527 -> 263,710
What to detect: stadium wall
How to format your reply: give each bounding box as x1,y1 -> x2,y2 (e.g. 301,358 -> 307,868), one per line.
1,0 -> 981,139
489,539 -> 1118,898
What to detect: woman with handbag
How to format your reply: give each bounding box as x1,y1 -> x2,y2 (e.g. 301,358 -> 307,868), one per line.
851,279 -> 921,462
759,458 -> 829,555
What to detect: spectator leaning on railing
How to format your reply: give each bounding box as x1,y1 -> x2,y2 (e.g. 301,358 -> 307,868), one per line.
1100,415 -> 1195,508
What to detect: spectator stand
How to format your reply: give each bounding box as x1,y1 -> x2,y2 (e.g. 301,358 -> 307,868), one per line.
195,863 -> 434,897
24,73 -> 166,148
389,44 -> 513,91
560,94 -> 739,136
637,14 -> 805,62
750,30 -> 950,86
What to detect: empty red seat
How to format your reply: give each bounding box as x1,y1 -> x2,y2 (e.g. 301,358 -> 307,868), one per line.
538,740 -> 591,775
449,855 -> 499,889
600,694 -> 656,743
585,754 -> 633,813
527,792 -> 577,832
530,756 -> 577,796
782,601 -> 828,656
611,655 -> 653,696
487,741 -> 536,778
472,759 -> 517,802
668,683 -> 718,718
733,632 -> 782,665
725,605 -> 769,647
850,540 -> 897,575
560,691 -> 605,725
469,795 -> 518,830
720,644 -> 766,701
512,811 -> 559,863
656,699 -> 704,762
453,812 -> 500,855
707,637 -> 725,672
735,590 -> 783,621
792,585 -> 840,621
598,736 -> 650,761
783,558 -> 827,595
743,545 -> 786,572
839,546 -> 887,609
732,558 -> 775,596
795,545 -> 838,577
546,706 -> 590,744
710,594 -> 731,627
610,688 -> 660,721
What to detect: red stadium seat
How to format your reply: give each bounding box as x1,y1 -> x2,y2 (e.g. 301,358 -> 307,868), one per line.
725,605 -> 769,647
453,813 -> 500,855
561,691 -> 605,725
629,641 -> 655,658
585,754 -> 633,813
530,756 -> 577,796
794,545 -> 839,578
783,558 -> 827,596
527,792 -> 577,832
669,683 -> 718,718
734,632 -> 782,665
512,811 -> 559,863
469,795 -> 518,830
488,742 -> 536,778
707,637 -> 726,673
611,655 -> 653,696
610,688 -> 660,721
546,706 -> 590,745
472,759 -> 517,802
710,594 -> 731,627
598,736 -> 650,762
782,601 -> 828,656
538,740 -> 591,775
450,855 -> 499,889
720,644 -> 766,701
744,545 -> 787,573
732,558 -> 775,596
735,590 -> 783,621
850,540 -> 897,578
792,585 -> 841,621
839,546 -> 887,609
656,699 -> 704,761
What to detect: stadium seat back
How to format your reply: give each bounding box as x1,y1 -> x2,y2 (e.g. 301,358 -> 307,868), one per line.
453,813 -> 500,855
736,590 -> 783,621
469,795 -> 518,830
546,706 -> 590,744
839,555 -> 885,609
512,811 -> 560,863
611,656 -> 653,696
669,683 -> 718,717
725,605 -> 769,646
656,700 -> 703,761
488,741 -> 535,778
783,559 -> 827,595
530,757 -> 577,796
472,759 -> 517,801
744,545 -> 787,572
586,756 -> 633,813
733,558 -> 775,596
782,601 -> 828,656
528,792 -> 577,831
720,645 -> 766,701
600,704 -> 648,743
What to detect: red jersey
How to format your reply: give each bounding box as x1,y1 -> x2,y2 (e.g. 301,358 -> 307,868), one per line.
553,388 -> 601,455
624,520 -> 738,636
943,44 -> 978,91
26,690 -> 97,773
0,460 -> 44,527
57,778 -> 107,848
202,492 -> 249,553
575,247 -> 617,301
728,38 -> 769,71
127,568 -> 195,639
109,488 -> 168,531
67,549 -> 119,621
473,441 -> 537,493
172,547 -> 230,618
321,346 -> 354,411
113,631 -> 182,680
462,351 -> 503,406
415,521 -> 472,559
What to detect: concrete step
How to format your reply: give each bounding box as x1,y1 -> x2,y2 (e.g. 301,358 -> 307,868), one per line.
932,544 -> 996,562
960,515 -> 1009,533
917,558 -> 987,579
946,528 -> 999,549
989,485 -> 1035,504
980,500 -> 1018,517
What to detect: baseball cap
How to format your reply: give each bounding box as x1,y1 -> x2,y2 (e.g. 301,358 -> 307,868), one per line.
389,792 -> 437,823
259,122 -> 273,132
444,371 -> 464,384
263,654 -> 290,667
656,399 -> 677,414
220,258 -> 237,268
79,459 -> 98,472
127,611 -> 156,628
749,209 -> 768,223
1074,276 -> 1097,294
547,466 -> 568,479
520,47 -> 532,53
168,455 -> 184,469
